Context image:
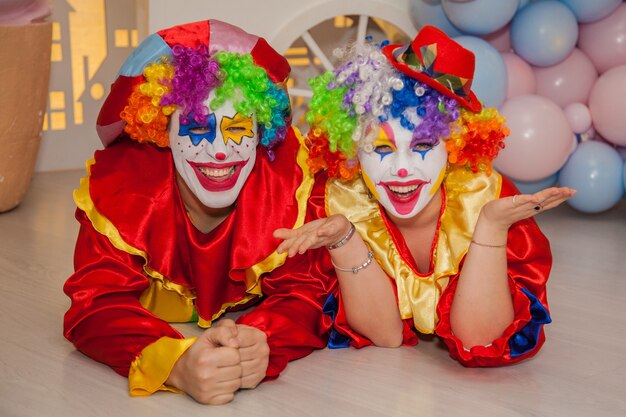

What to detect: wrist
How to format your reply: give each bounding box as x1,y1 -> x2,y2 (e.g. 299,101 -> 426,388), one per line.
472,214 -> 509,247
327,222 -> 355,250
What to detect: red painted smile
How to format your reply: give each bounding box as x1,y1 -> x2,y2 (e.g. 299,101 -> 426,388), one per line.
188,159 -> 249,192
379,179 -> 430,215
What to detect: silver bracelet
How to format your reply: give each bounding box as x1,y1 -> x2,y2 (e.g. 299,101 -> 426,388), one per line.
331,250 -> 374,274
326,222 -> 355,250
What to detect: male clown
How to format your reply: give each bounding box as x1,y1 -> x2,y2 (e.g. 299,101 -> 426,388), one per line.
63,20 -> 335,405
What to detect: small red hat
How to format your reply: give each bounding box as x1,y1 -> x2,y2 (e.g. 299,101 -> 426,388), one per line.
382,25 -> 481,112
96,20 -> 290,147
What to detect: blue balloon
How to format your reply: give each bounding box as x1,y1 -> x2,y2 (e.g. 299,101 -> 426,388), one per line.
441,0 -> 519,35
409,0 -> 463,37
559,0 -> 622,23
512,173 -> 558,195
510,0 -> 578,67
454,36 -> 507,108
559,141 -> 625,213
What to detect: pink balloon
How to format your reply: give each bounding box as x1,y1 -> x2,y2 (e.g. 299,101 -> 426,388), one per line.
482,24 -> 512,53
578,4 -> 626,74
502,52 -> 536,99
533,48 -> 598,107
564,102 -> 592,134
495,95 -> 572,181
588,65 -> 626,146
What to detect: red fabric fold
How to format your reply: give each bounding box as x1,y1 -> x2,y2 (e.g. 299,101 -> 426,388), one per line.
64,127 -> 333,379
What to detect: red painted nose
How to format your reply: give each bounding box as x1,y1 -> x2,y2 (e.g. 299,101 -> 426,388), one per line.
397,168 -> 408,178
215,152 -> 226,161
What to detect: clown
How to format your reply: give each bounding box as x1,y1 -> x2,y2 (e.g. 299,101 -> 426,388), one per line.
64,20 -> 335,405
275,26 -> 575,366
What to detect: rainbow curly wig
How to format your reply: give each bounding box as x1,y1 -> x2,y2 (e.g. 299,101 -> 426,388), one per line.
120,45 -> 290,155
306,41 -> 508,180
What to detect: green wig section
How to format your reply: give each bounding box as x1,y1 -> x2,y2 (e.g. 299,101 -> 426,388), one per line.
211,51 -> 279,127
306,72 -> 357,156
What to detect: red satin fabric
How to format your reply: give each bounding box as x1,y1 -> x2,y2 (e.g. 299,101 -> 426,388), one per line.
328,174 -> 552,366
157,20 -> 210,50
64,127 -> 335,377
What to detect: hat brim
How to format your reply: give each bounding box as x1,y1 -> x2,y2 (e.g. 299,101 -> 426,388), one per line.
382,44 -> 482,113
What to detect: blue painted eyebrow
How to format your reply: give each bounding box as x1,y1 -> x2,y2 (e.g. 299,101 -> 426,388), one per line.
178,113 -> 217,146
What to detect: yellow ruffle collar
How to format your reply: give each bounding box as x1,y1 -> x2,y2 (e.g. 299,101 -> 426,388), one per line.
326,168 -> 501,333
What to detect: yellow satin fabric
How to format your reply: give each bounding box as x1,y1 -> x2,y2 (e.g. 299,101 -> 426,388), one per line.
326,168 -> 501,333
128,336 -> 197,396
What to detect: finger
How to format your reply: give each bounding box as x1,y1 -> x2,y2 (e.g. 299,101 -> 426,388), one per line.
285,234 -> 308,257
216,318 -> 237,330
297,233 -> 325,253
273,228 -> 296,239
295,233 -> 320,255
234,325 -> 263,348
238,341 -> 269,362
206,392 -> 236,406
203,326 -> 239,349
534,188 -> 576,211
276,237 -> 296,255
204,380 -> 242,405
214,362 -> 244,382
538,195 -> 573,211
240,372 -> 265,390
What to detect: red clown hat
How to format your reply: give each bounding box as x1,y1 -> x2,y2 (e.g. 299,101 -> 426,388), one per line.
382,25 -> 481,112
96,20 -> 291,147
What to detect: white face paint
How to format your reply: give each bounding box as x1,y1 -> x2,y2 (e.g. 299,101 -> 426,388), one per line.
170,91 -> 258,208
358,116 -> 448,218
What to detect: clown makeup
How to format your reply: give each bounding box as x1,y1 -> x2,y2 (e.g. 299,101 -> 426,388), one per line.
170,92 -> 258,209
358,114 -> 448,218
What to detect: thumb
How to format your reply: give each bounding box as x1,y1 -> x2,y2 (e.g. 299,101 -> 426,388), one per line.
215,318 -> 237,331
202,324 -> 239,349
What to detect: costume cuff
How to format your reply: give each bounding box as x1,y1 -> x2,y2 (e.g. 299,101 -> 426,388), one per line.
438,281 -> 550,366
128,336 -> 197,396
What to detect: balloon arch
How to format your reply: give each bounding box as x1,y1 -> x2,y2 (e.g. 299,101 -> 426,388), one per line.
411,0 -> 626,214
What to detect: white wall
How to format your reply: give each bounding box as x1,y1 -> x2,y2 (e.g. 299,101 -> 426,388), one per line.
148,0 -> 416,51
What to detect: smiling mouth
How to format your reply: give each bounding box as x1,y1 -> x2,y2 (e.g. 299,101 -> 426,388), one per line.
386,183 -> 421,199
189,160 -> 248,192
197,166 -> 236,182
379,179 -> 430,215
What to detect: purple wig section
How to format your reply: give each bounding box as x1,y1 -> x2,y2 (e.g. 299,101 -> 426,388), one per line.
160,45 -> 222,124
410,95 -> 459,147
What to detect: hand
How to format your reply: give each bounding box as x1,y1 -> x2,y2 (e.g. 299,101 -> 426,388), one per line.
274,214 -> 351,257
166,319 -> 242,405
480,186 -> 576,230
236,325 -> 270,389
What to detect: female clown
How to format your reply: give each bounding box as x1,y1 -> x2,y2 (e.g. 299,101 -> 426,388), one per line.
64,20 -> 335,405
275,26 -> 575,366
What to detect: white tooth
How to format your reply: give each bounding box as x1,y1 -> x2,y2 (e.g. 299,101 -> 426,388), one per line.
388,184 -> 418,193
199,166 -> 235,178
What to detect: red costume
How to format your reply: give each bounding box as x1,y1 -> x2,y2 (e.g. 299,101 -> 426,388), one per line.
64,129 -> 335,393
313,169 -> 552,367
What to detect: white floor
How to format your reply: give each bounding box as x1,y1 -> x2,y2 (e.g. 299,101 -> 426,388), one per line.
1,169 -> 625,417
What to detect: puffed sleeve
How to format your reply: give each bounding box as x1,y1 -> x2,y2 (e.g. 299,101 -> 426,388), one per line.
435,178 -> 552,367
63,209 -> 188,389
